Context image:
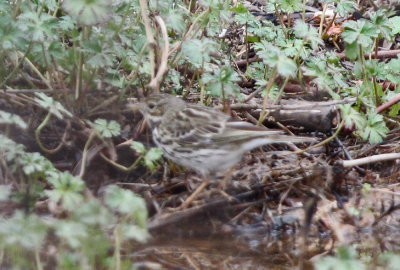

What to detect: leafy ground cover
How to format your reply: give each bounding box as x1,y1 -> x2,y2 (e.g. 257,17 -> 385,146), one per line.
1,0 -> 400,269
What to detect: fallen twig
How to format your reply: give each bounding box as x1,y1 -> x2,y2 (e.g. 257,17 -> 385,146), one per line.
225,97 -> 356,111
376,93 -> 400,113
238,50 -> 400,67
341,153 -> 400,168
337,49 -> 400,60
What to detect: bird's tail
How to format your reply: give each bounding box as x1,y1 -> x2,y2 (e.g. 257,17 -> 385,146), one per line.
267,133 -> 317,144
240,132 -> 316,153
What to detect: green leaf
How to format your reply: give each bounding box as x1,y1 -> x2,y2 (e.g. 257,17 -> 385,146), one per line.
342,20 -> 378,48
344,41 -> 358,60
303,56 -> 344,96
314,246 -> 366,270
245,36 -> 259,43
384,58 -> 400,83
120,224 -> 149,242
293,20 -> 322,50
388,16 -> 400,35
379,253 -> 400,270
164,12 -> 186,34
62,0 -> 112,25
17,11 -> 58,42
182,38 -> 218,68
340,104 -> 366,131
0,185 -> 11,202
278,0 -> 303,13
55,220 -> 88,248
370,10 -> 393,41
336,0 -> 357,17
45,172 -> 85,211
71,198 -> 115,226
277,57 -> 297,78
82,38 -> 115,68
19,152 -> 53,175
104,185 -> 147,219
255,42 -> 297,77
144,148 -> 163,169
130,141 -> 146,155
35,92 -> 72,119
0,135 -> 26,162
0,110 -> 27,129
0,14 -> 25,50
202,66 -> 241,97
58,15 -> 76,31
360,111 -> 388,144
92,119 -> 121,138
389,104 -> 400,117
0,211 -> 48,250
231,3 -> 248,14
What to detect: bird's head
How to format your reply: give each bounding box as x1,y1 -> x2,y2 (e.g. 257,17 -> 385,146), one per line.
127,94 -> 183,127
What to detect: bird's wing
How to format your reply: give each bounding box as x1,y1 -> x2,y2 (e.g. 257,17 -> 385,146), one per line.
161,105 -> 315,148
218,120 -> 316,146
212,119 -> 284,144
161,105 -> 228,146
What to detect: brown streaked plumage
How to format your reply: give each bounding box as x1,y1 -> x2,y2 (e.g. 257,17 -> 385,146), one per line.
129,94 -> 315,176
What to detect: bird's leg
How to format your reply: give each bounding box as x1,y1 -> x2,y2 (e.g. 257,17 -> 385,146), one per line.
218,167 -> 234,190
180,174 -> 211,209
214,168 -> 239,202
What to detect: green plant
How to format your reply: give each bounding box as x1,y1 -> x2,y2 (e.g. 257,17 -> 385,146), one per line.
0,127 -> 148,269
130,141 -> 163,170
1,0 -> 400,268
314,247 -> 366,270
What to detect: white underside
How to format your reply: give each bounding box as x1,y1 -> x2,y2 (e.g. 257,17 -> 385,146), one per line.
152,128 -> 306,176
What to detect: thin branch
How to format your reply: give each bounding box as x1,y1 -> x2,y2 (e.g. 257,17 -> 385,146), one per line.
290,119 -> 345,155
139,0 -> 156,80
376,93 -> 400,113
336,49 -> 400,60
35,113 -> 69,154
341,153 -> 400,168
17,52 -> 52,89
221,97 -> 356,111
78,131 -> 96,178
148,16 -> 169,92
318,4 -> 328,37
100,153 -> 143,172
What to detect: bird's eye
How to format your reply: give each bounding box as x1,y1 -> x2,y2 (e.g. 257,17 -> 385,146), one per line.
148,103 -> 156,109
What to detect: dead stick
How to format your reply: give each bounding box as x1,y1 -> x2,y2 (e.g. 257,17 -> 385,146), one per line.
341,153 -> 400,168
376,93 -> 400,113
337,49 -> 400,60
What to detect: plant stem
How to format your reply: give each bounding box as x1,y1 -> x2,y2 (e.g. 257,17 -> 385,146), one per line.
35,248 -> 43,270
258,67 -> 277,125
139,0 -> 156,85
372,76 -> 380,106
75,27 -> 86,100
100,153 -> 143,172
114,225 -> 121,270
0,42 -> 32,88
18,52 -> 52,89
35,111 -> 52,152
78,131 -> 96,178
12,0 -> 22,19
319,4 -> 328,37
292,119 -> 345,155
275,4 -> 288,39
301,0 -> 306,21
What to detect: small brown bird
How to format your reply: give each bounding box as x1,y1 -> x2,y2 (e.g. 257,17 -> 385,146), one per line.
129,94 -> 315,177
